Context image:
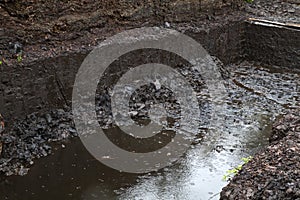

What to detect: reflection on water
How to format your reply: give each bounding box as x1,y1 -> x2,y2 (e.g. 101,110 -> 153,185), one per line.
0,62 -> 299,200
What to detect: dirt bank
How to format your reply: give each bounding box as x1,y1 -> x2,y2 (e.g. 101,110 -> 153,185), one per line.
0,0 -> 298,67
220,110 -> 300,199
0,0 -> 245,65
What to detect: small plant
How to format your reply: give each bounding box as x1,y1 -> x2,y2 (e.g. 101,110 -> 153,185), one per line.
17,54 -> 22,62
0,60 -> 2,65
245,0 -> 254,3
223,156 -> 253,181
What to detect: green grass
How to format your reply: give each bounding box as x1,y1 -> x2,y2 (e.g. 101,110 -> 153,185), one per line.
17,54 -> 22,62
223,156 -> 253,181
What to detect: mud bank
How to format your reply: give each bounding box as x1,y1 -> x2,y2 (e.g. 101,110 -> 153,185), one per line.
220,110 -> 300,200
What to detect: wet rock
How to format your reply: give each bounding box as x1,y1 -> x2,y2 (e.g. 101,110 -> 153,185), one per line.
8,42 -> 23,55
287,9 -> 295,13
17,165 -> 29,176
0,108 -> 78,176
45,114 -> 52,124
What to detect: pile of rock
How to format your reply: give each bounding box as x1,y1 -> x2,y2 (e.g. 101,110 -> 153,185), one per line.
0,108 -> 77,176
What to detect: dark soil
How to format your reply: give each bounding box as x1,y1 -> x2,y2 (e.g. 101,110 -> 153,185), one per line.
0,0 -> 298,67
220,110 -> 300,200
0,0 -> 246,66
0,0 -> 298,64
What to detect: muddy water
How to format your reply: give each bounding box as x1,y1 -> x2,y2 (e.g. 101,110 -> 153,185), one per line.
0,62 -> 299,200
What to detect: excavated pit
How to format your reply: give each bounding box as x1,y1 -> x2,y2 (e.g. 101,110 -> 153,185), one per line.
0,1 -> 299,199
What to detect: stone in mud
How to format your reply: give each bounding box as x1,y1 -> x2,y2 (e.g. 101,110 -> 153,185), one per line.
8,42 -> 22,55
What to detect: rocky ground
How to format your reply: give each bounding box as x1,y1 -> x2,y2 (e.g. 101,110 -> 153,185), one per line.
220,110 -> 300,199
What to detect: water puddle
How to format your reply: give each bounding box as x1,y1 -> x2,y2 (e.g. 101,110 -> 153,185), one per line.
0,61 -> 299,200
